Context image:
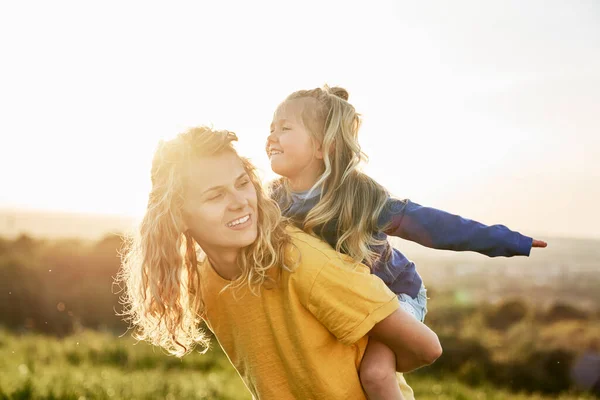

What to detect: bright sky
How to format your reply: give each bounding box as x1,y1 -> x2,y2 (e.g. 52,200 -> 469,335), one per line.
1,0 -> 599,239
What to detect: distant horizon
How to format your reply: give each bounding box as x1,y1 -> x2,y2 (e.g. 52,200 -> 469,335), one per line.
0,204 -> 141,220
1,205 -> 598,242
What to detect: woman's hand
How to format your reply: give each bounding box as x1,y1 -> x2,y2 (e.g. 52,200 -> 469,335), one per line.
369,308 -> 442,373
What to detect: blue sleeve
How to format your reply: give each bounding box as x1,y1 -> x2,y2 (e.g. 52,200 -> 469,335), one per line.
379,198 -> 533,257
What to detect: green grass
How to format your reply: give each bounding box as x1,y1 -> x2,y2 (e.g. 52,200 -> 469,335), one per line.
0,329 -> 247,400
0,329 -> 596,400
408,375 -> 595,400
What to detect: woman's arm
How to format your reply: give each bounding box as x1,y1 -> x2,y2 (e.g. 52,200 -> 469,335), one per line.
293,251 -> 442,372
368,307 -> 442,372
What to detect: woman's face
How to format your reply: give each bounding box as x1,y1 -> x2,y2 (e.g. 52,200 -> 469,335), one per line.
182,151 -> 258,253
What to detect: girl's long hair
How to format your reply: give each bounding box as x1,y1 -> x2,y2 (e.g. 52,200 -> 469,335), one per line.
117,126 -> 291,357
274,85 -> 391,267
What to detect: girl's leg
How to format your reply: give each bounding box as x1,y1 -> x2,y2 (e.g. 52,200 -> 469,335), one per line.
360,287 -> 429,399
359,338 -> 405,400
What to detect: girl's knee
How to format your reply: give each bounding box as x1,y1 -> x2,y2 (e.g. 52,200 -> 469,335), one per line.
360,359 -> 396,388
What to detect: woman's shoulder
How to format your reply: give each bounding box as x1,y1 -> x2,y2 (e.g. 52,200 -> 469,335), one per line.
284,226 -> 370,296
284,226 -> 363,270
285,226 -> 340,260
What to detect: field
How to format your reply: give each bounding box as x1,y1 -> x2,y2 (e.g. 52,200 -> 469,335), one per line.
0,210 -> 599,399
0,330 -> 596,400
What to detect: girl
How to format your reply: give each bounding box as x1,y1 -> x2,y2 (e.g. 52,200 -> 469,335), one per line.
118,126 -> 440,400
266,86 -> 547,400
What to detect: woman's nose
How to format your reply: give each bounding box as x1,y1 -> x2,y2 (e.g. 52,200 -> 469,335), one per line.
229,191 -> 248,209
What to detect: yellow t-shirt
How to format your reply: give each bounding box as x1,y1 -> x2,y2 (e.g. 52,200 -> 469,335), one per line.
199,227 -> 415,400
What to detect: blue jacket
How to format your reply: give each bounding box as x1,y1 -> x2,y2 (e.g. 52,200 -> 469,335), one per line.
273,189 -> 533,299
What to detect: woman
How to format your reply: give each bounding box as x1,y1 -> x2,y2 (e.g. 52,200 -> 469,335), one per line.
118,126 -> 441,399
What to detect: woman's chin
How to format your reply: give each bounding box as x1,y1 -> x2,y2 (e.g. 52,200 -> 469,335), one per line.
235,226 -> 258,248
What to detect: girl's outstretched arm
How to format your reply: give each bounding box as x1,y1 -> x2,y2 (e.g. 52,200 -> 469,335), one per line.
381,198 -> 547,257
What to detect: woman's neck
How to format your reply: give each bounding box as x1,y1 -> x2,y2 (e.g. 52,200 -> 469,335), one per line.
204,248 -> 241,281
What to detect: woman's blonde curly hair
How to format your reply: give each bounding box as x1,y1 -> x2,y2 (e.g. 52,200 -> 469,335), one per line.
118,126 -> 291,357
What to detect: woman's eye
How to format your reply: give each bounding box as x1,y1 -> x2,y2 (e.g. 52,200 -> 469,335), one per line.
240,179 -> 251,187
207,193 -> 223,201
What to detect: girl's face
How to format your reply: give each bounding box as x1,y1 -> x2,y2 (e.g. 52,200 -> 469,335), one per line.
182,151 -> 258,253
267,99 -> 323,181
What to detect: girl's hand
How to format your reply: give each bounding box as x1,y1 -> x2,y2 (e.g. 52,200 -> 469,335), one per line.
532,239 -> 548,248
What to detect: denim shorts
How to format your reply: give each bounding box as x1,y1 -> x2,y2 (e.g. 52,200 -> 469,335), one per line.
397,284 -> 428,322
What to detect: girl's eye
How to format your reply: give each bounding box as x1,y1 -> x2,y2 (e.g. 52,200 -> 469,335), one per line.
240,179 -> 251,187
282,127 -> 291,131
